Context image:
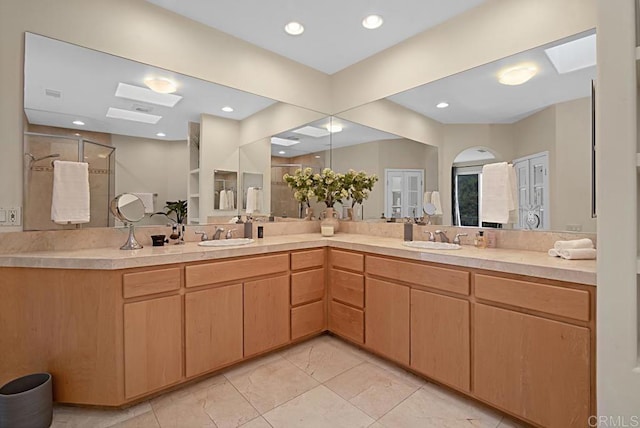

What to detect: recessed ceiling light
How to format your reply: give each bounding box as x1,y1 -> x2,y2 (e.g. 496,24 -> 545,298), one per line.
326,124 -> 343,133
362,15 -> 384,30
292,126 -> 330,138
315,155 -> 321,159
106,107 -> 162,124
544,33 -> 596,74
156,132 -> 166,137
436,102 -> 449,109
143,77 -> 177,94
74,133 -> 81,136
278,150 -> 286,155
221,106 -> 234,112
498,64 -> 538,85
72,120 -> 85,126
284,21 -> 304,36
271,137 -> 300,146
115,83 -> 182,107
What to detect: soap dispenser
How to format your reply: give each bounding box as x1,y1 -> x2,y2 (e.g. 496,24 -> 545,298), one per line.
476,231 -> 486,249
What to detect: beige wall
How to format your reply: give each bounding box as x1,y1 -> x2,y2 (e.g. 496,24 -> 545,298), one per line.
331,139 -> 438,219
112,135 -> 188,226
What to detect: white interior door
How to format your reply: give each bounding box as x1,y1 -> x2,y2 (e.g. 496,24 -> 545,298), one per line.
513,151 -> 549,230
385,169 -> 424,218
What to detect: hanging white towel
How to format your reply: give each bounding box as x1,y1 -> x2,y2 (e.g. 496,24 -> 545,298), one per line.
219,190 -> 228,210
554,238 -> 594,251
481,162 -> 517,224
246,187 -> 258,214
132,193 -> 154,214
423,191 -> 432,207
430,191 -> 443,215
51,160 -> 90,224
226,190 -> 235,210
558,248 -> 597,260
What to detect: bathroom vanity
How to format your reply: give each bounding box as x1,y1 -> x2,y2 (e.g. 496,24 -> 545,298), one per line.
0,234 -> 596,428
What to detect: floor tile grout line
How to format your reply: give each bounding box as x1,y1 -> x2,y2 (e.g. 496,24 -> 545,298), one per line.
371,385 -> 423,425
224,373 -> 265,423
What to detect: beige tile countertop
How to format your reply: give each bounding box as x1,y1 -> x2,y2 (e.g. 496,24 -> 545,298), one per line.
0,233 -> 596,286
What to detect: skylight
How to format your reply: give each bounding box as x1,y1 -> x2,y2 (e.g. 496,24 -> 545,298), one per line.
271,137 -> 300,147
106,107 -> 162,124
292,126 -> 330,138
115,83 -> 182,107
544,34 -> 596,74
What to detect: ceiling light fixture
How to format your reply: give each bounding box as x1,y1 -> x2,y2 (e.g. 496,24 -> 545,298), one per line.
315,155 -> 321,159
72,120 -> 85,126
278,150 -> 286,155
436,102 -> 449,109
497,64 -> 538,86
156,132 -> 166,137
221,106 -> 234,112
271,137 -> 300,146
284,21 -> 304,36
143,77 -> 177,94
362,15 -> 384,30
326,124 -> 343,133
292,126 -> 330,138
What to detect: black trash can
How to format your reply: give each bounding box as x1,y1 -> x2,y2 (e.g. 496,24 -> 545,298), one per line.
0,373 -> 52,428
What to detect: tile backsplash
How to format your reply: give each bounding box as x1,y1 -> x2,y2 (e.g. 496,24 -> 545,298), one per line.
0,219 -> 593,255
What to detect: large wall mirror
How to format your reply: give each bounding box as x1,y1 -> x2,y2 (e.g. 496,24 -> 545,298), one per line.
336,30 -> 596,233
22,32 -> 324,230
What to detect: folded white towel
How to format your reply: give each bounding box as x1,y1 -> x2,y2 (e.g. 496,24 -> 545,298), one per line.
548,249 -> 560,257
481,162 -> 517,224
558,248 -> 597,260
430,191 -> 443,215
554,238 -> 594,251
132,193 -> 154,214
51,160 -> 90,224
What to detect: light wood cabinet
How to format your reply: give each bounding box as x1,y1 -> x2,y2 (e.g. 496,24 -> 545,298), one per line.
244,274 -> 291,356
365,278 -> 410,365
411,289 -> 470,391
292,300 -> 325,340
474,303 -> 591,428
185,284 -> 243,377
291,268 -> 325,306
124,295 -> 183,399
329,300 -> 364,344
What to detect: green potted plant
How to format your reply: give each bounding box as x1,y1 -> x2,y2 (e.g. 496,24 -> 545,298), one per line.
153,200 -> 188,224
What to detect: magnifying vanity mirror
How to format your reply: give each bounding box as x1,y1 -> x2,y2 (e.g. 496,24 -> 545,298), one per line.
110,193 -> 145,250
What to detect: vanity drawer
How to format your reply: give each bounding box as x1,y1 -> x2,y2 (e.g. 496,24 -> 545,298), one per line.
330,269 -> 364,308
123,267 -> 181,299
366,256 -> 470,296
291,268 -> 325,306
291,300 -> 325,340
185,254 -> 289,288
291,249 -> 325,271
329,300 -> 364,344
329,249 -> 364,273
474,274 -> 590,322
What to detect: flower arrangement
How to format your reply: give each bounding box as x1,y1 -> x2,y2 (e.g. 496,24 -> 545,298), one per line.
344,170 -> 379,208
284,167 -> 378,212
283,167 -> 315,207
312,168 -> 348,208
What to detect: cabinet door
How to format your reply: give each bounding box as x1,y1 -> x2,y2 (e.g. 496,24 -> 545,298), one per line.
124,295 -> 182,398
411,289 -> 470,391
474,304 -> 590,428
185,284 -> 243,377
365,278 -> 410,365
244,274 -> 290,356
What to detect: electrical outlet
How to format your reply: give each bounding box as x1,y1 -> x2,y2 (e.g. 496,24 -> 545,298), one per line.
566,224 -> 582,232
7,207 -> 21,226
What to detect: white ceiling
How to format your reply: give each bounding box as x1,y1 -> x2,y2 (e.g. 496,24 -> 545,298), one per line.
388,31 -> 597,124
146,0 -> 487,74
24,33 -> 277,141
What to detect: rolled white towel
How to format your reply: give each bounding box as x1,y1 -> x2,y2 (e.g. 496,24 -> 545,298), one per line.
558,248 -> 597,260
548,249 -> 560,257
554,238 -> 594,251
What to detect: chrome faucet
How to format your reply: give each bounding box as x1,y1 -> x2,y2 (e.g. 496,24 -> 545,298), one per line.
453,233 -> 468,245
424,230 -> 436,242
435,230 -> 450,243
225,229 -> 235,239
194,231 -> 209,241
212,227 -> 225,240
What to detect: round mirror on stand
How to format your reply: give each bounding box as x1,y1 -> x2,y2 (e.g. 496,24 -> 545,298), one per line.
110,193 -> 146,250
423,202 -> 437,225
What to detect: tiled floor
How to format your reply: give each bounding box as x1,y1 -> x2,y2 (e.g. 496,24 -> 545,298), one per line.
51,335 -> 525,428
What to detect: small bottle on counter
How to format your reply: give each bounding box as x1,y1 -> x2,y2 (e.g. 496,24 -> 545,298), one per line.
475,230 -> 486,249
485,230 -> 497,248
403,222 -> 413,241
257,226 -> 264,239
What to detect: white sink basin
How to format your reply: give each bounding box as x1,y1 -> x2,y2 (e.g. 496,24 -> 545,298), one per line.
403,241 -> 461,250
198,238 -> 255,247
